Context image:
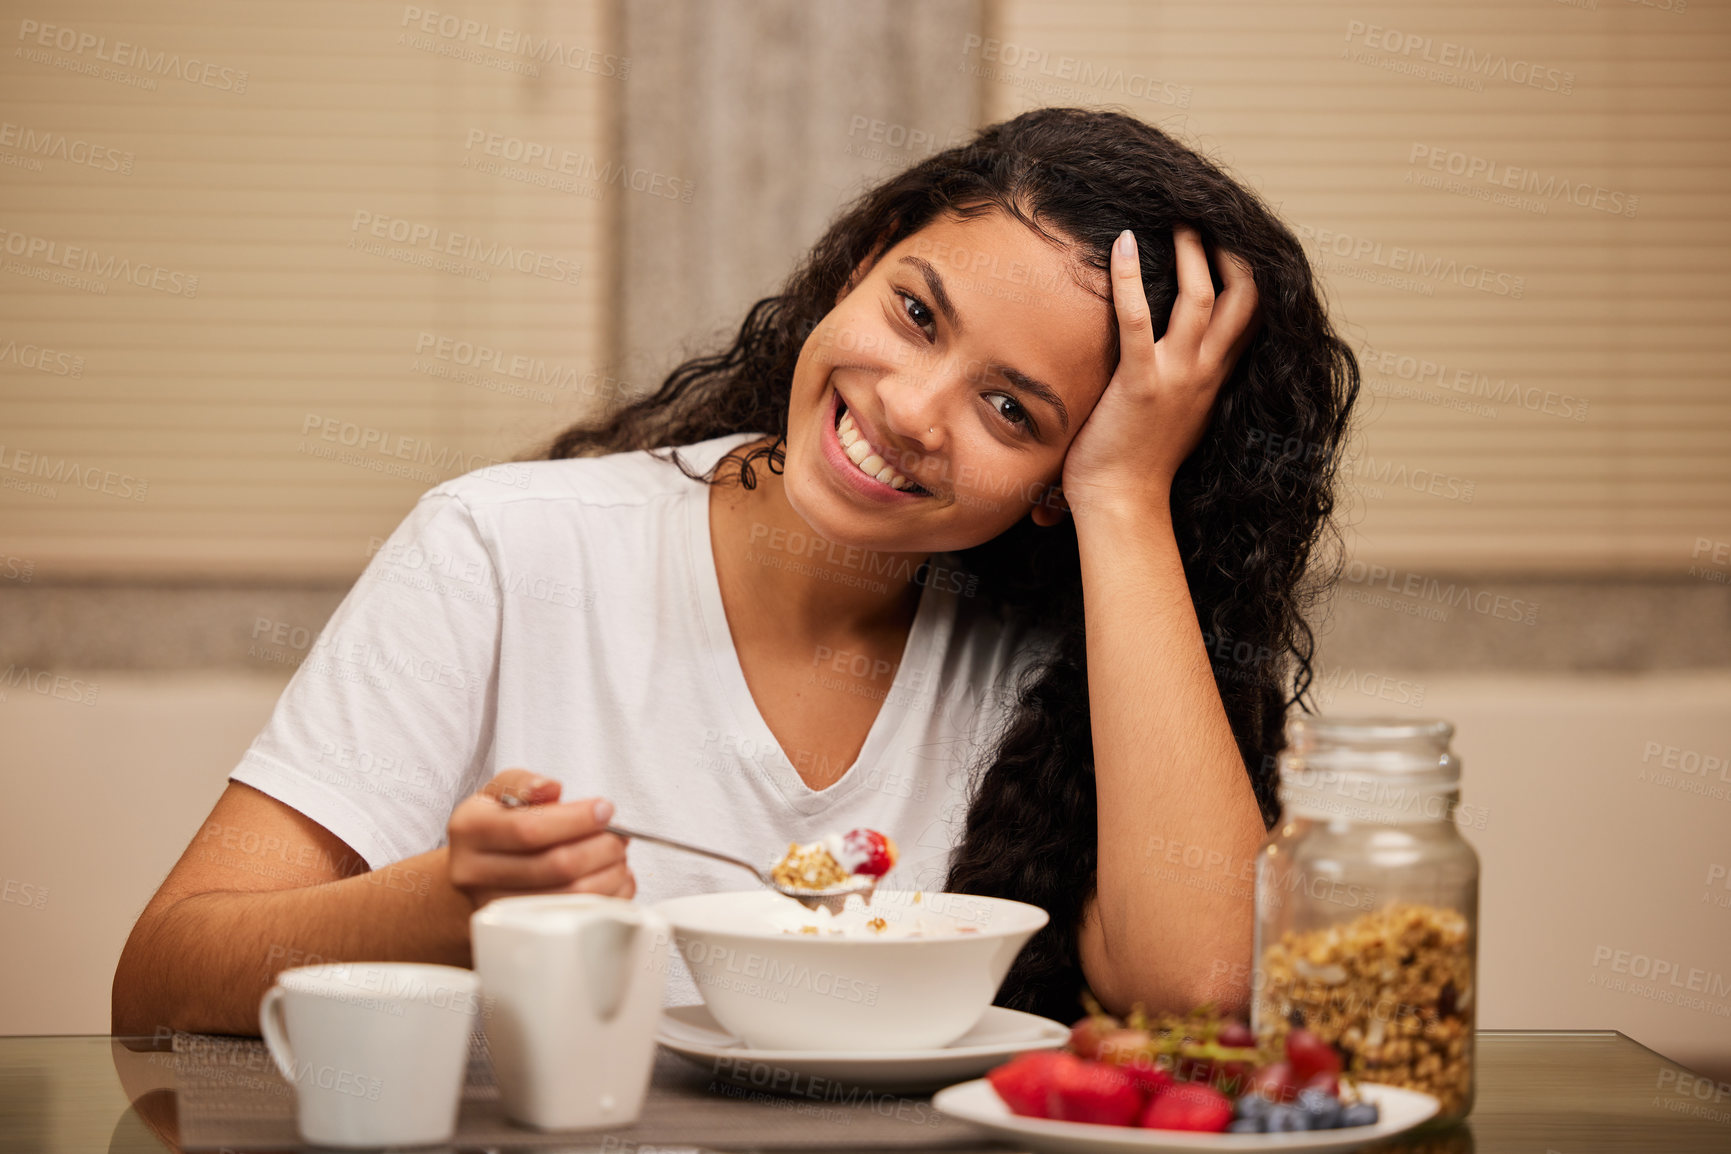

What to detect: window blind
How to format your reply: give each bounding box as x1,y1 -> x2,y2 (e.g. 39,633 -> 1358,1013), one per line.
0,0 -> 616,578
980,0 -> 1730,574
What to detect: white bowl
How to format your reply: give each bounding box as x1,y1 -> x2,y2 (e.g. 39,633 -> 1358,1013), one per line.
650,890 -> 1049,1052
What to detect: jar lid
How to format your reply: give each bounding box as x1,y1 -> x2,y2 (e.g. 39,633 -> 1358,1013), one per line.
1279,715 -> 1460,823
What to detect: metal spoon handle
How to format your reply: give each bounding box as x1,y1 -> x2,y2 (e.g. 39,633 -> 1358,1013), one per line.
604,822 -> 769,884
492,796 -> 767,880
495,797 -> 856,911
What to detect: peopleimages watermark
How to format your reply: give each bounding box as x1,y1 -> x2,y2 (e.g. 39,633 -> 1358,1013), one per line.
1588,944 -> 1731,1017
1312,664 -> 1427,710
1638,739 -> 1731,803
961,34 -> 1192,109
909,234 -> 1069,303
0,226 -> 199,296
0,877 -> 49,911
348,211 -> 582,286
202,820 -> 439,901
1277,760 -> 1490,830
312,738 -> 440,795
1704,863 -> 1731,912
1359,342 -> 1588,422
398,6 -> 629,79
363,533 -> 597,614
1689,538 -> 1730,585
247,615 -> 314,670
845,115 -> 970,164
669,938 -> 880,1007
303,634 -> 487,697
1341,20 -> 1576,95
0,443 -> 149,502
1341,452 -> 1475,504
702,1056 -> 948,1127
1407,144 -> 1638,219
143,1036 -> 298,1103
15,19 -> 249,93
1139,833 -> 1382,911
461,129 -> 694,203
1295,222 -> 1524,299
411,330 -> 632,406
1200,627 -> 1283,689
1651,1068 -> 1730,1129
0,334 -> 84,377
0,665 -> 99,706
0,120 -> 133,175
1341,561 -> 1539,627
746,522 -> 979,597
298,413 -> 532,488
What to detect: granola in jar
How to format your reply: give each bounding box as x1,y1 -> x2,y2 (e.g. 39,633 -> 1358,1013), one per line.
1257,902 -> 1473,1117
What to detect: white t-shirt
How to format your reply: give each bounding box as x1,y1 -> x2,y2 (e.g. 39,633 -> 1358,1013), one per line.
232,432 -> 1056,1004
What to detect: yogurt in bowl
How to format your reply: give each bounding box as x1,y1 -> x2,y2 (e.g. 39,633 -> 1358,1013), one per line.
651,890 -> 1049,1052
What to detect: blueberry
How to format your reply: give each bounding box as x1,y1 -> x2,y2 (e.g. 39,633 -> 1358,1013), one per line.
1297,1087 -> 1343,1129
1235,1094 -> 1271,1121
1228,1117 -> 1264,1133
1340,1102 -> 1381,1128
1265,1104 -> 1311,1132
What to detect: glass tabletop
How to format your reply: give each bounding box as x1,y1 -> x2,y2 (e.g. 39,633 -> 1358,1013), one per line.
1,1029 -> 1726,1153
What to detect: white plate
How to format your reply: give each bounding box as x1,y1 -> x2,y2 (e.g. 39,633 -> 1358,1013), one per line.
931,1078 -> 1441,1153
655,1002 -> 1069,1093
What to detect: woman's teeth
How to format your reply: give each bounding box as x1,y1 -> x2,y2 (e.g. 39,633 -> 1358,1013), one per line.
836,409 -> 918,492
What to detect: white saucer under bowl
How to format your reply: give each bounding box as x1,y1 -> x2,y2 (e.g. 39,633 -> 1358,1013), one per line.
931,1077 -> 1441,1153
656,1002 -> 1069,1093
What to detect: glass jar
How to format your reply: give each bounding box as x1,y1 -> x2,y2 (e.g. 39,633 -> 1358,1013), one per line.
1251,716 -> 1480,1126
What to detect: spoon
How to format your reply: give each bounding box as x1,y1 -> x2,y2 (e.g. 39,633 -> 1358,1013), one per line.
495,794 -> 873,915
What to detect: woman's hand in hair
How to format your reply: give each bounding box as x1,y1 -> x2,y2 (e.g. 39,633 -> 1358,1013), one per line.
446,769 -> 634,909
1056,225 -> 1260,519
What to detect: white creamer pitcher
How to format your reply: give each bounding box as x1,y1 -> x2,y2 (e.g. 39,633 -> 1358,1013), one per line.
471,894 -> 671,1131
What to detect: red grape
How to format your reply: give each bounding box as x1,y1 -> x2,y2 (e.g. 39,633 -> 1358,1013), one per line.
1284,1028 -> 1342,1082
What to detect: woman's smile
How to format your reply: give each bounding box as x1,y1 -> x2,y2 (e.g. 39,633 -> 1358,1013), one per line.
818,385 -> 933,504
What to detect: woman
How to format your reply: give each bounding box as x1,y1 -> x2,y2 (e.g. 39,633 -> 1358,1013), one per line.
113,107 -> 1355,1036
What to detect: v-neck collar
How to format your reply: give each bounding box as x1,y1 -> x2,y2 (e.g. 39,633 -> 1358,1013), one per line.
685,467 -> 948,816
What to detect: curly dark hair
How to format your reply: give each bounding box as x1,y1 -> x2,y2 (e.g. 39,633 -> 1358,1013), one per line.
544,107 -> 1357,1024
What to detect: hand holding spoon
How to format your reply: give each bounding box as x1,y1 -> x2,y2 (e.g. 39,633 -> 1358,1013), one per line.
496,794 -> 876,915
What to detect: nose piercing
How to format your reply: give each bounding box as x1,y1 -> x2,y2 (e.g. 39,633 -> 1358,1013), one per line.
929,426 -> 935,434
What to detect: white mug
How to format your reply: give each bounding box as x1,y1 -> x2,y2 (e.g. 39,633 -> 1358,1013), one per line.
471,894 -> 670,1130
258,962 -> 480,1148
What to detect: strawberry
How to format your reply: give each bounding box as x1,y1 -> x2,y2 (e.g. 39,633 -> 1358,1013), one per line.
1115,1056 -> 1174,1099
1048,1058 -> 1145,1126
841,828 -> 897,877
1139,1082 -> 1233,1132
986,1051 -> 1073,1119
1214,1058 -> 1255,1099
1171,1054 -> 1215,1086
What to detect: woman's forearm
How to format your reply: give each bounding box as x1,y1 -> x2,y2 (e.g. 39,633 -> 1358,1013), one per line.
1071,496 -> 1267,1018
112,848 -> 474,1037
